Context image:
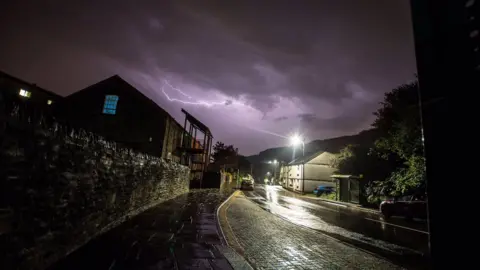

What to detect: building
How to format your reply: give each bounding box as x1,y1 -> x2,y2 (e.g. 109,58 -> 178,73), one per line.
280,151 -> 337,193
0,70 -> 62,108
177,109 -> 213,186
2,71 -> 215,186
409,0 -> 479,263
56,75 -> 184,159
162,116 -> 188,163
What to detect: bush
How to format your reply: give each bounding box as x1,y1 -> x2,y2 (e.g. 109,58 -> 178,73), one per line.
320,192 -> 337,201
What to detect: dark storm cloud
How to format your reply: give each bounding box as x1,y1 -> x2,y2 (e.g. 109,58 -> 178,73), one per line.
274,116 -> 289,122
297,114 -> 317,123
298,111 -> 374,133
0,0 -> 417,155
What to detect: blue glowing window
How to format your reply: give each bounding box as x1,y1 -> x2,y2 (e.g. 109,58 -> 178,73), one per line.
102,95 -> 119,114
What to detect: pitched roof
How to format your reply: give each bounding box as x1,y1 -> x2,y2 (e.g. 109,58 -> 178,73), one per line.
67,74 -> 179,119
288,150 -> 325,165
0,70 -> 62,98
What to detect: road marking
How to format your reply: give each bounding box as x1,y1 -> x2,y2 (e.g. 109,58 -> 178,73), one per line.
363,217 -> 429,234
218,191 -> 245,251
319,200 -> 348,208
216,190 -> 237,246
245,196 -> 265,200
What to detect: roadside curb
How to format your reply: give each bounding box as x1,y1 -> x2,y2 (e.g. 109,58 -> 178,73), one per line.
216,191 -> 254,270
216,191 -> 238,246
303,196 -> 380,215
280,186 -> 380,215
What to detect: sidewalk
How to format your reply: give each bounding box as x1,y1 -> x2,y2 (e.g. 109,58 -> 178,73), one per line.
49,186 -> 250,270
281,186 -> 380,215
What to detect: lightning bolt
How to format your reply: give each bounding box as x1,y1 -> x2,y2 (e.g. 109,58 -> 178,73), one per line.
161,80 -> 227,107
160,79 -> 289,139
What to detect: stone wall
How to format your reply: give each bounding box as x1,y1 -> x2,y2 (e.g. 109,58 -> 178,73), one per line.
0,96 -> 190,269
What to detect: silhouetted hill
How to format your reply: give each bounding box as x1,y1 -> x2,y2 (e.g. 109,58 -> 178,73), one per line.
247,129 -> 380,164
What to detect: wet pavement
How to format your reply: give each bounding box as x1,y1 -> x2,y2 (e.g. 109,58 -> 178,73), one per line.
242,185 -> 430,269
219,191 -> 403,270
49,182 -> 239,270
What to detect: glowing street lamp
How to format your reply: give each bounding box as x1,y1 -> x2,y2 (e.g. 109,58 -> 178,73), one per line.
290,134 -> 305,156
290,134 -> 306,194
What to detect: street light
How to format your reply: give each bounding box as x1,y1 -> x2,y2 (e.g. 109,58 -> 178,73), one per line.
290,134 -> 305,156
269,160 -> 279,185
290,134 -> 306,194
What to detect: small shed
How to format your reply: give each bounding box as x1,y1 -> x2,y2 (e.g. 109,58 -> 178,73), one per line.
331,174 -> 364,204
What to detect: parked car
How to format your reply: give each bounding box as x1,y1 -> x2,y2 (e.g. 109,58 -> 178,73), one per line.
313,185 -> 335,197
240,179 -> 254,190
379,193 -> 427,220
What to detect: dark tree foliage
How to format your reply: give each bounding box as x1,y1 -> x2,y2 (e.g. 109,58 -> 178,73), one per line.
334,79 -> 426,204
212,141 -> 236,163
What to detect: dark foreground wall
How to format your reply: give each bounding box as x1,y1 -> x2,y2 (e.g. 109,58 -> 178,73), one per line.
0,98 -> 190,270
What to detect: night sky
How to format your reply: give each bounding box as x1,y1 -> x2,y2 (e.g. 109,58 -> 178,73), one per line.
0,1 -> 417,155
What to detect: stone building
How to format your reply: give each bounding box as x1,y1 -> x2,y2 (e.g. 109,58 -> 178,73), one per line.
55,75 -> 186,159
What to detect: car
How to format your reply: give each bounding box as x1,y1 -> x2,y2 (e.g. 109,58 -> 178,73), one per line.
379,193 -> 427,220
240,179 -> 254,190
313,185 -> 335,197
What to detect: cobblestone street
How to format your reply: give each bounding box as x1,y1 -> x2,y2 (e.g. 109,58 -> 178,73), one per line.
219,191 -> 402,270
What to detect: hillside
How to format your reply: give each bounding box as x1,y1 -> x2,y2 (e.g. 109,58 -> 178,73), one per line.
246,129 -> 379,164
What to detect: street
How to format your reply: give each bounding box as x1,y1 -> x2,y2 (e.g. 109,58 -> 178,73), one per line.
240,185 -> 429,269
47,182 -> 429,270
219,190 -> 404,270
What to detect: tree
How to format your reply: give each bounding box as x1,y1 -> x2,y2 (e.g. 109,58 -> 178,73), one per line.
332,79 -> 426,205
212,141 -> 236,163
370,80 -> 425,197
332,144 -> 396,204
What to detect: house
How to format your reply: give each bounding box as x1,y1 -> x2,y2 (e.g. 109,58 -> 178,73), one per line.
2,71 -> 215,186
0,70 -> 63,108
56,75 -> 184,159
280,151 -> 337,193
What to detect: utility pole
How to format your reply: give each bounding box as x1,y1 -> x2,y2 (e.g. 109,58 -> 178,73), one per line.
301,142 -> 305,194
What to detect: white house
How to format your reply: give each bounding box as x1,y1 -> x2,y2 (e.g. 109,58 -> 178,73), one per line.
280,151 -> 337,193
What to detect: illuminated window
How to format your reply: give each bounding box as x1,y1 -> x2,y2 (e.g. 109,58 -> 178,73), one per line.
19,89 -> 31,98
47,100 -> 53,105
102,95 -> 119,114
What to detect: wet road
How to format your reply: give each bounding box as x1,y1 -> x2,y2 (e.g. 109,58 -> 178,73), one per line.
220,191 -> 403,270
49,184 -> 238,270
243,185 -> 430,269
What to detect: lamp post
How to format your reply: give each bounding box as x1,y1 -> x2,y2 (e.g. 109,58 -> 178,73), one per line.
268,160 -> 278,185
290,135 -> 305,194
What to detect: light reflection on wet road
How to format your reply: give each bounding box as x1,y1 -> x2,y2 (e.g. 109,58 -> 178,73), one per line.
243,185 -> 429,258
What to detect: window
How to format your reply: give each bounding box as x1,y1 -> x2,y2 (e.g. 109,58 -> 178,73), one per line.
47,100 -> 53,105
103,95 -> 119,114
19,89 -> 31,98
